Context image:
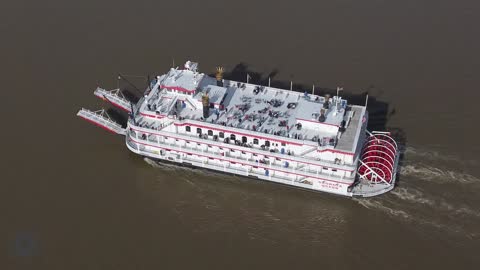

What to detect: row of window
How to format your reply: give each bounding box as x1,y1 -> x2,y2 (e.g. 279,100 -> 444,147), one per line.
185,126 -> 286,147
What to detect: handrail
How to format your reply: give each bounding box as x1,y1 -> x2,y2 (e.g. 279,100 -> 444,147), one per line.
128,123 -> 357,173
130,135 -> 354,185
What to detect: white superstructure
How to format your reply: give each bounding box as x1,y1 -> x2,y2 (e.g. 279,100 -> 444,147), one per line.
77,61 -> 399,197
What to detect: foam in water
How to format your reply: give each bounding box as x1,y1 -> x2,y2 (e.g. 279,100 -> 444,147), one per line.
354,198 -> 410,219
400,164 -> 479,184
403,146 -> 478,165
390,187 -> 434,206
391,187 -> 480,217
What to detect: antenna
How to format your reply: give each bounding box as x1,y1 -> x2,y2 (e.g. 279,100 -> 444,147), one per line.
268,77 -> 271,87
336,87 -> 343,98
312,84 -> 315,95
147,74 -> 153,95
365,93 -> 369,108
129,102 -> 137,125
172,57 -> 175,68
336,87 -> 343,108
118,73 -> 143,95
290,81 -> 293,91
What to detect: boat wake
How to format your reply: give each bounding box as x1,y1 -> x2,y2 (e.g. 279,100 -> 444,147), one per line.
143,157 -> 241,185
399,164 -> 479,184
403,146 -> 478,165
355,146 -> 480,239
355,199 -> 410,219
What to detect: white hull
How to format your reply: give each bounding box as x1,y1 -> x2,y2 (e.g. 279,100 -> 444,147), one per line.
125,136 -> 355,197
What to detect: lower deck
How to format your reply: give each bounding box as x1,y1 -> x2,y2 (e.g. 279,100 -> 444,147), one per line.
126,135 -> 355,196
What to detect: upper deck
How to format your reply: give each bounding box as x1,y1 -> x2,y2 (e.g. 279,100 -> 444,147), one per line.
136,62 -> 367,154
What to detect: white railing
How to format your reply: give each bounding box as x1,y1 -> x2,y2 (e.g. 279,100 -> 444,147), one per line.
77,108 -> 125,135
94,87 -> 132,112
129,134 -> 355,184
129,123 -> 356,173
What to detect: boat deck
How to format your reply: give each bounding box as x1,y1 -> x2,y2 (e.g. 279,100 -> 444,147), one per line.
137,67 -> 366,154
336,106 -> 365,152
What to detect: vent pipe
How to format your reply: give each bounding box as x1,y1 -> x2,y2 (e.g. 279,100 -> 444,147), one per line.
202,92 -> 210,119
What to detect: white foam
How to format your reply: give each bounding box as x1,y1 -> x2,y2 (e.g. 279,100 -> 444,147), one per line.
355,199 -> 410,219
403,146 -> 478,165
400,164 -> 479,184
390,187 -> 434,206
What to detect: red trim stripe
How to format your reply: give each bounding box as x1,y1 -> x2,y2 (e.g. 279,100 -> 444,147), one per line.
78,115 -> 118,134
140,112 -> 167,119
296,117 -> 340,127
161,85 -> 195,94
129,126 -> 354,172
95,95 -> 131,113
129,137 -> 352,185
174,122 -> 304,146
316,148 -> 354,156
175,123 -> 353,155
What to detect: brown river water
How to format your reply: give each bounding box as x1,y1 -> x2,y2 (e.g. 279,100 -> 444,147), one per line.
1,0 -> 479,269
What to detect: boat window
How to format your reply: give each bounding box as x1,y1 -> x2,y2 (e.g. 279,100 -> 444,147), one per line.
208,130 -> 213,136
186,126 -> 191,132
281,142 -> 286,146
242,136 -> 248,143
219,132 -> 225,138
253,138 -> 259,145
197,128 -> 202,134
230,134 -> 236,140
265,141 -> 270,147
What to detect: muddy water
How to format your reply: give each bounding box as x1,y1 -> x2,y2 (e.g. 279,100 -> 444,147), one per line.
1,0 -> 479,269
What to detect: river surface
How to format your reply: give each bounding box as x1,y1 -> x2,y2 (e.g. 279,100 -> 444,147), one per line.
1,0 -> 479,269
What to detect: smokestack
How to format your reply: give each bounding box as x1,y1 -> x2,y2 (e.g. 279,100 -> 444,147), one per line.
319,108 -> 326,122
323,94 -> 330,109
216,67 -> 224,87
202,93 -> 210,119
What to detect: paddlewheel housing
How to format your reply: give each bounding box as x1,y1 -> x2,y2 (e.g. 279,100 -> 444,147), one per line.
357,132 -> 398,185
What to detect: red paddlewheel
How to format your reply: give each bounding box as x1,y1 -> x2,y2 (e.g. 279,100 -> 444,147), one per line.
359,133 -> 398,184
